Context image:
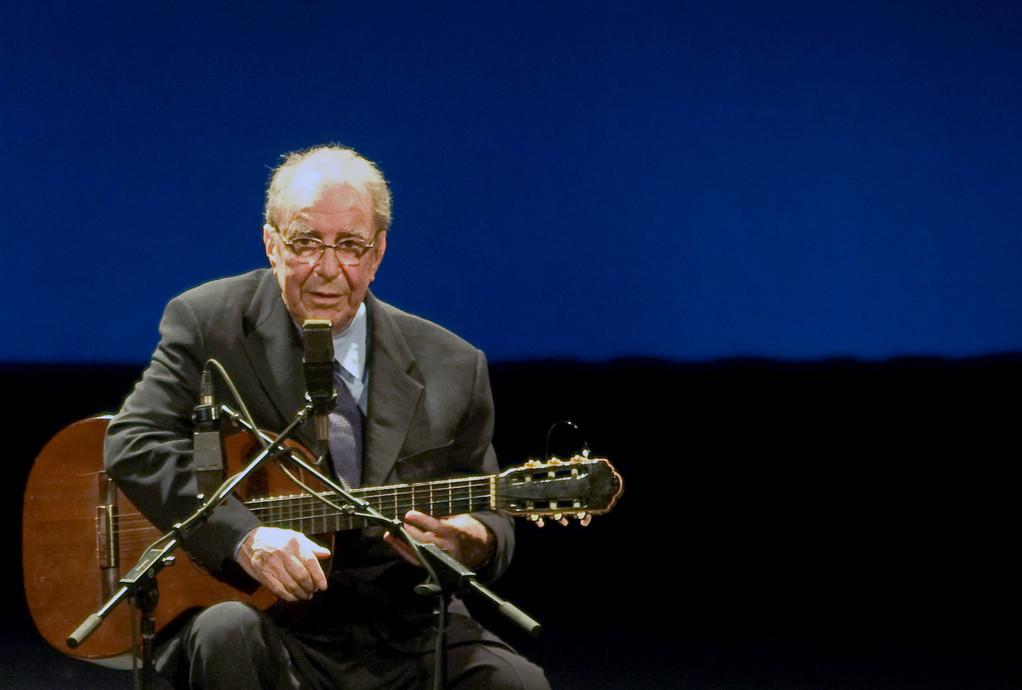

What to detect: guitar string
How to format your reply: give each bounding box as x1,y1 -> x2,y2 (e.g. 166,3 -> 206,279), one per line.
111,502 -> 501,548
110,490 -> 582,550
111,501 -> 495,539
109,480 -> 497,528
110,499 -> 575,551
108,479 -> 496,523
109,484 -> 501,544
109,489 -> 494,531
110,496 -> 497,537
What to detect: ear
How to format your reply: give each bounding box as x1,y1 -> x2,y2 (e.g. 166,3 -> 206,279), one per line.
367,231 -> 387,282
263,224 -> 279,268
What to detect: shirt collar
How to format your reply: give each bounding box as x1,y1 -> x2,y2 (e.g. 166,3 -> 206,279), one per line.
332,302 -> 368,382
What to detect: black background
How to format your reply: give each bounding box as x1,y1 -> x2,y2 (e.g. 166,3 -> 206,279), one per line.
6,357 -> 1021,688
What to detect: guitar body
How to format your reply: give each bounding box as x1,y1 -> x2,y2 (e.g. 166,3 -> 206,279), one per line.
22,417 -> 326,661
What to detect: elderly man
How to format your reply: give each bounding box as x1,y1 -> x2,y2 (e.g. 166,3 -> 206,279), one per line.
104,145 -> 549,689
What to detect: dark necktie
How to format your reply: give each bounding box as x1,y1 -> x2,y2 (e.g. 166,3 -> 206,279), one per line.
329,367 -> 363,489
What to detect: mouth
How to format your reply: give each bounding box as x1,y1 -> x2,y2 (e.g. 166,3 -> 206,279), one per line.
306,291 -> 347,304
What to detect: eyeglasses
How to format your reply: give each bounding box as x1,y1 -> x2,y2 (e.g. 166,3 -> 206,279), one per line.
272,228 -> 381,267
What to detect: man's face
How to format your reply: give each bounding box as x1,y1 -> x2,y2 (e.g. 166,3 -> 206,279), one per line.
263,184 -> 386,333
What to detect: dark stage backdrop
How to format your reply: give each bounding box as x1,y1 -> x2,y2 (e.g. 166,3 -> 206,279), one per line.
6,359 -> 1021,688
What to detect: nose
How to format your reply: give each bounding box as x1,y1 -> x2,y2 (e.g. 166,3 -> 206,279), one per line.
314,247 -> 344,280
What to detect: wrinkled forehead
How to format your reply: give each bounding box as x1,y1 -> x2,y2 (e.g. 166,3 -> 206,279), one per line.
275,177 -> 371,229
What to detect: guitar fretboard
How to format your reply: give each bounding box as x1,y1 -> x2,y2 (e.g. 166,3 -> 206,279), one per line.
243,475 -> 496,533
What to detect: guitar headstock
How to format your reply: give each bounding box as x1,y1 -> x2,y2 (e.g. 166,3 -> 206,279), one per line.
497,455 -> 623,527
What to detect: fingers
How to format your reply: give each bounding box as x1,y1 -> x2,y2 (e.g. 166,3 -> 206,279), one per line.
382,513 -> 442,569
401,520 -> 435,545
301,536 -> 331,592
237,527 -> 330,601
402,510 -> 453,552
279,551 -> 317,598
402,510 -> 443,533
402,520 -> 450,559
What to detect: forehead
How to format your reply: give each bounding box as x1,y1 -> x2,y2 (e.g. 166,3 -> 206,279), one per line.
281,183 -> 374,233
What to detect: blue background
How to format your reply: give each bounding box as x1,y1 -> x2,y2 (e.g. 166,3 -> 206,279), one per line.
4,0 -> 1021,363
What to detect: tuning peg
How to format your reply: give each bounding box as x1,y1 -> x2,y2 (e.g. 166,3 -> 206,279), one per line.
534,517 -> 545,528
552,513 -> 562,521
557,517 -> 569,527
579,513 -> 592,527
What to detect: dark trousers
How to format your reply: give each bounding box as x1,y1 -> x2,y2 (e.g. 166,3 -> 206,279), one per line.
156,601 -> 550,690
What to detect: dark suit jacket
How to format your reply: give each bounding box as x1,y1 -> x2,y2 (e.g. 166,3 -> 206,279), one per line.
104,269 -> 514,620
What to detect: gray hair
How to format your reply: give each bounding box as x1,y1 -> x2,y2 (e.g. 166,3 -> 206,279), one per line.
264,144 -> 392,234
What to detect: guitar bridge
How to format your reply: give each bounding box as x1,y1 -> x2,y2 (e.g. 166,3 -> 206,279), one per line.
96,472 -> 120,599
96,504 -> 117,568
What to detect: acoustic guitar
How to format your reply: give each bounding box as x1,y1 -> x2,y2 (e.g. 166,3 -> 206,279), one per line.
22,416 -> 623,663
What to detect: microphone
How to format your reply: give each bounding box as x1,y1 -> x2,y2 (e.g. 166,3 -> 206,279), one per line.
192,367 -> 224,499
302,319 -> 336,452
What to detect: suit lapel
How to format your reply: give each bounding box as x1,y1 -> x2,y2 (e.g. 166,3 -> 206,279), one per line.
363,293 -> 423,487
239,271 -> 317,450
237,278 -> 422,478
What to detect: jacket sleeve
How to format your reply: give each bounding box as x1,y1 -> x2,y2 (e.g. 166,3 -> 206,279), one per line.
103,295 -> 260,573
458,348 -> 515,582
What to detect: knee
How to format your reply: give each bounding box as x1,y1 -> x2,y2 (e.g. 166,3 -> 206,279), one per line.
498,657 -> 550,690
455,648 -> 551,690
185,601 -> 263,657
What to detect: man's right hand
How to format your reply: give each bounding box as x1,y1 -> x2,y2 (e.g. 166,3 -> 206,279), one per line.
236,526 -> 331,602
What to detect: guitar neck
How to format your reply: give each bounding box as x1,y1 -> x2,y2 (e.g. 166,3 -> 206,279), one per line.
243,475 -> 497,534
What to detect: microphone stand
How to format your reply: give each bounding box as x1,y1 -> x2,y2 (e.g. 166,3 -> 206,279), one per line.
218,403 -> 541,690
